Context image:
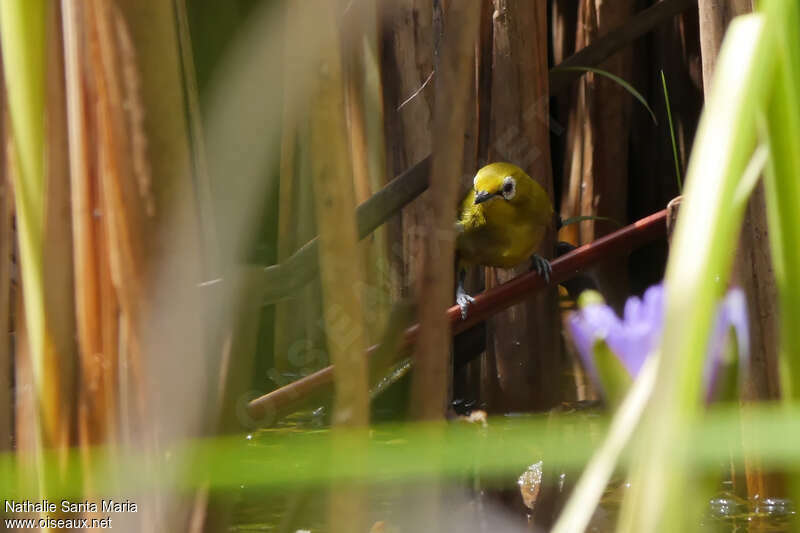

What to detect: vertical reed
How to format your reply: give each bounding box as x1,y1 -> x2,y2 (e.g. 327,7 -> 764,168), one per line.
308,3 -> 370,531
411,1 -> 479,420
484,0 -> 563,415
342,0 -> 392,343
0,57 -> 12,457
559,0 -> 636,308
0,0 -> 74,498
379,0 -> 435,299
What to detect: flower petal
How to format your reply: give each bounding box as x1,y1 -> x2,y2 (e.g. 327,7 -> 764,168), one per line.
608,284 -> 664,376
568,303 -> 622,382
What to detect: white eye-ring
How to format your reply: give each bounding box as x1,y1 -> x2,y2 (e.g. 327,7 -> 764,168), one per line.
501,176 -> 516,200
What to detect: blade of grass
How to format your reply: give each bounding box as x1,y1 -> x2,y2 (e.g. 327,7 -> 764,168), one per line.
761,0 -> 800,402
0,0 -> 47,407
6,404 -> 800,500
660,70 -> 682,191
553,356 -> 657,533
617,15 -> 776,532
0,0 -> 63,498
551,65 -> 657,124
734,144 -> 768,206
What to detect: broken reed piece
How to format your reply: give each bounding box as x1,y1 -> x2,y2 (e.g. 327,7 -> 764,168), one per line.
246,209 -> 669,426
666,196 -> 682,243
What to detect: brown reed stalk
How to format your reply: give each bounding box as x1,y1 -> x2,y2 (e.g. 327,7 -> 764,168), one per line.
6,115 -> 38,493
44,0 -> 78,473
84,1 -> 151,443
274,0 -> 302,375
274,1 -> 325,377
307,3 -> 371,531
411,2 -> 479,421
62,0 -> 120,472
95,1 -> 209,529
341,0 -> 393,343
0,55 -> 11,457
400,6 -> 478,528
309,7 -> 370,425
174,0 -> 218,281
482,0 -> 563,420
12,276 -> 38,489
379,0 -> 435,303
559,0 -> 636,310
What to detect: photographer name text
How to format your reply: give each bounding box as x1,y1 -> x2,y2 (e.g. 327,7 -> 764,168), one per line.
5,499 -> 137,514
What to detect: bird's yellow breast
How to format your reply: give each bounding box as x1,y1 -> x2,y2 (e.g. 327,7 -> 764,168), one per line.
455,166 -> 553,269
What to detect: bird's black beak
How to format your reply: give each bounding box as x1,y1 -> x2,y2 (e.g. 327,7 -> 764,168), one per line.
474,191 -> 495,205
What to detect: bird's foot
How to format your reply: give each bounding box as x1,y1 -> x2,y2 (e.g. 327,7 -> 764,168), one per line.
531,254 -> 552,283
456,290 -> 475,320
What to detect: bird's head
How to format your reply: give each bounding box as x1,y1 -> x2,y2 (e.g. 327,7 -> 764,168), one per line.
472,162 -> 533,207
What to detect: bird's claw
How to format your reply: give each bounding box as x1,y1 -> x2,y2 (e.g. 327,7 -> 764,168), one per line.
532,255 -> 552,283
456,292 -> 475,320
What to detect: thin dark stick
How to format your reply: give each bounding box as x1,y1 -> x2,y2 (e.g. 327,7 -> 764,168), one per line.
247,209 -> 668,424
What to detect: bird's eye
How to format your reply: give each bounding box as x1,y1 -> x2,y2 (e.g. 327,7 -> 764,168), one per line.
502,176 -> 516,200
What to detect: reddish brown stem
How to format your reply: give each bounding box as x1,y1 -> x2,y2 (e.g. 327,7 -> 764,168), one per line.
247,209 -> 668,424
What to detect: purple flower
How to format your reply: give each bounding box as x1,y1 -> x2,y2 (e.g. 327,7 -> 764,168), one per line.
569,285 -> 664,380
568,283 -> 748,403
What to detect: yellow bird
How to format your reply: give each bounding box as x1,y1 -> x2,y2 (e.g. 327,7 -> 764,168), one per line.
455,162 -> 555,318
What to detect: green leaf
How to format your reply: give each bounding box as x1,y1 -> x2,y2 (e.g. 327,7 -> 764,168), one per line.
618,14 -> 776,532
761,0 -> 800,402
592,340 -> 634,408
661,70 -> 683,191
551,65 -> 657,124
705,327 -> 740,404
0,0 -> 46,385
734,143 -> 768,206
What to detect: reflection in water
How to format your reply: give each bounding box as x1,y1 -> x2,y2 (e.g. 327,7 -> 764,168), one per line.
231,411 -> 797,532
705,490 -> 795,532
